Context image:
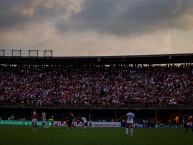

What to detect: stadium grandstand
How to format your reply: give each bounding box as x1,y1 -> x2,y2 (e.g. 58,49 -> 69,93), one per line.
0,50 -> 193,123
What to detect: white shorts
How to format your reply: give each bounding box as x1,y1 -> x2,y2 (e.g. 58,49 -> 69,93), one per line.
127,121 -> 133,124
32,119 -> 37,123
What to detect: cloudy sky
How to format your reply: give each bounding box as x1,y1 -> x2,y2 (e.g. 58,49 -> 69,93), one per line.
1,0 -> 193,56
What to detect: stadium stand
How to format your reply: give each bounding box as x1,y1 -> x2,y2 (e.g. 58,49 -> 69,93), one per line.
0,53 -> 193,122
0,64 -> 193,107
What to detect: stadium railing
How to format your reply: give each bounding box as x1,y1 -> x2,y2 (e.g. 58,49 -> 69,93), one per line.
0,103 -> 192,109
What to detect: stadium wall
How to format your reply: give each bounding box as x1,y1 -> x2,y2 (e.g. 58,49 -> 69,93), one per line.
0,107 -> 192,124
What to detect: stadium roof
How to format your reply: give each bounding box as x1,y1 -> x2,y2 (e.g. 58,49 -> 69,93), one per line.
0,53 -> 193,65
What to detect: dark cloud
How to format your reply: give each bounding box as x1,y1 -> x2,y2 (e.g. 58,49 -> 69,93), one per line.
57,0 -> 193,36
0,0 -> 69,31
1,0 -> 193,36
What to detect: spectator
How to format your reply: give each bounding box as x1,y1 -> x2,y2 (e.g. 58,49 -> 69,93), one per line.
0,64 -> 192,106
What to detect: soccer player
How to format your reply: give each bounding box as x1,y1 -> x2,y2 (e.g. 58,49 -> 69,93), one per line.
32,109 -> 38,130
125,111 -> 135,136
81,116 -> 88,129
67,112 -> 74,130
185,115 -> 193,132
72,117 -> 76,128
41,111 -> 47,129
88,120 -> 93,128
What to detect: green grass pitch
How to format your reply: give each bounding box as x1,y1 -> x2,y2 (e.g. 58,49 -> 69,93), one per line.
0,125 -> 193,145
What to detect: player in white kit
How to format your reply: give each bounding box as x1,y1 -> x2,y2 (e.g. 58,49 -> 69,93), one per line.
126,111 -> 135,136
41,111 -> 47,129
185,115 -> 193,132
81,117 -> 88,129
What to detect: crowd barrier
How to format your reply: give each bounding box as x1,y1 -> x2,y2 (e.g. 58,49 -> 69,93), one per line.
0,120 -> 52,126
0,120 -> 183,128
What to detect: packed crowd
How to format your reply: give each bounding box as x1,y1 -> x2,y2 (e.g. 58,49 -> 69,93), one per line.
0,64 -> 193,106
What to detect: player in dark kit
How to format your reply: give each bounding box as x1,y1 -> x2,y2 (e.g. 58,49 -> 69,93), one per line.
32,109 -> 38,130
67,112 -> 74,130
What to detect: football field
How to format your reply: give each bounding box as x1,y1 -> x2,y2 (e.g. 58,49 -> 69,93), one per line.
0,125 -> 192,145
